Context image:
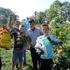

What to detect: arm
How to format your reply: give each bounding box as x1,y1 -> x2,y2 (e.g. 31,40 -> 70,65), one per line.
26,36 -> 32,48
35,42 -> 42,49
35,37 -> 44,54
35,42 -> 44,54
48,35 -> 58,45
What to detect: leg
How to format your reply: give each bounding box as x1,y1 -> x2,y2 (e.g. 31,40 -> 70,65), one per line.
16,64 -> 19,70
40,59 -> 46,70
0,57 -> 2,70
18,49 -> 24,70
30,47 -> 38,70
12,50 -> 18,70
46,59 -> 53,70
12,64 -> 16,70
37,53 -> 41,70
19,63 -> 23,70
40,59 -> 53,70
22,47 -> 26,64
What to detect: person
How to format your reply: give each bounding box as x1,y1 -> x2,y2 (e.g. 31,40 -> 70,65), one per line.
35,23 -> 59,70
11,21 -> 21,70
0,25 -> 11,70
22,18 -> 30,65
0,57 -> 2,70
11,21 -> 31,70
27,19 -> 43,70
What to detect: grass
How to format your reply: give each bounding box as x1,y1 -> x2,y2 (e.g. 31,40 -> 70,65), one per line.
0,48 -> 32,70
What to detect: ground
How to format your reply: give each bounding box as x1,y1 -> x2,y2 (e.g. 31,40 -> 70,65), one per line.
0,48 -> 32,70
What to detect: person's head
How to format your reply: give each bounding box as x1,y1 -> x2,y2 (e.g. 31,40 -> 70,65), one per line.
18,24 -> 24,32
41,23 -> 49,35
2,24 -> 7,30
29,19 -> 35,30
13,21 -> 21,29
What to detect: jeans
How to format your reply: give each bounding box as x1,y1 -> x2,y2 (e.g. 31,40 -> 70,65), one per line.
22,47 -> 26,64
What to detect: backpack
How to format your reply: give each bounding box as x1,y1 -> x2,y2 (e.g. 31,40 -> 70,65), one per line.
0,28 -> 12,49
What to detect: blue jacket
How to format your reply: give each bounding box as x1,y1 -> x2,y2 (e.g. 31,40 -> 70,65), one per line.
22,19 -> 29,32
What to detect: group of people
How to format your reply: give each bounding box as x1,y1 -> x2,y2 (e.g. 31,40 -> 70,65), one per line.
0,19 -> 62,70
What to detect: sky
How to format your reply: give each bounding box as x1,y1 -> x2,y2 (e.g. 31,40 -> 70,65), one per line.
0,0 -> 70,20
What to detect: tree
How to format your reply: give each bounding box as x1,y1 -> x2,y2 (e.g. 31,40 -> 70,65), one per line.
59,2 -> 70,22
34,11 -> 40,24
0,7 -> 18,27
46,0 -> 62,21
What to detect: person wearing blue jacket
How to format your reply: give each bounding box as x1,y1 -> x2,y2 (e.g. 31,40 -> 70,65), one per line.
35,23 -> 59,70
22,18 -> 30,65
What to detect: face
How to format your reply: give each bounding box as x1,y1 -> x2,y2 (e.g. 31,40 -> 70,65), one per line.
13,21 -> 20,29
13,23 -> 19,29
29,22 -> 35,30
41,26 -> 49,35
19,25 -> 24,32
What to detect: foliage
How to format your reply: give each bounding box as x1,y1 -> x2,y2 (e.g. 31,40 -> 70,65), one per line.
46,0 -> 62,21
34,11 -> 46,24
50,23 -> 70,48
34,11 -> 40,24
59,2 -> 70,22
34,0 -> 70,24
0,7 -> 18,27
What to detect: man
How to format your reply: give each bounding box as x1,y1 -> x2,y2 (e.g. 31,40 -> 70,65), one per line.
0,57 -> 2,70
12,21 -> 30,70
35,23 -> 59,70
27,19 -> 42,70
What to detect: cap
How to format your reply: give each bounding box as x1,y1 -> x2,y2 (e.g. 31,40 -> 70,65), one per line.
29,19 -> 35,23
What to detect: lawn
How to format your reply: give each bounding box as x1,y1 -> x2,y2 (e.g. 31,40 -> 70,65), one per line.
0,48 -> 32,70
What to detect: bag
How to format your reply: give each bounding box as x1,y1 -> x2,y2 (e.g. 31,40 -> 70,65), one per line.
0,29 -> 12,49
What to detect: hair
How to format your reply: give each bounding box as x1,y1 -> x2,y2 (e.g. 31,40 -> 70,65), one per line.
15,21 -> 21,25
13,21 -> 21,27
29,19 -> 35,23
